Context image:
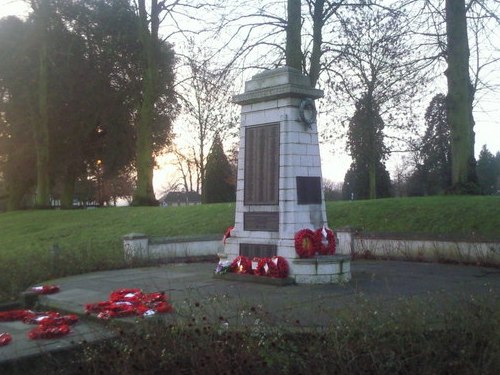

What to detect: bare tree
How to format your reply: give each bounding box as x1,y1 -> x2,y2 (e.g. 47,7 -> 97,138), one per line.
399,0 -> 500,192
330,7 -> 426,198
172,146 -> 199,193
132,0 -> 220,205
174,42 -> 239,195
446,0 -> 476,191
286,0 -> 302,70
212,0 -> 381,86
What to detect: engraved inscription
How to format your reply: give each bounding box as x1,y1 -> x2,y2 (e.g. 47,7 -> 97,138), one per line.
240,243 -> 277,258
244,212 -> 279,231
244,124 -> 280,205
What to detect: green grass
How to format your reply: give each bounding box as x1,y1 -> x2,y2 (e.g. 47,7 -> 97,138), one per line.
327,196 -> 500,238
0,196 -> 499,301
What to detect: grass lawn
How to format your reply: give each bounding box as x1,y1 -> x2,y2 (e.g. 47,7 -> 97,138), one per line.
328,196 -> 500,237
0,196 -> 499,301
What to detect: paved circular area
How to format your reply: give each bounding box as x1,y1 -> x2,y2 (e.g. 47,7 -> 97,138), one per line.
1,260 -> 499,365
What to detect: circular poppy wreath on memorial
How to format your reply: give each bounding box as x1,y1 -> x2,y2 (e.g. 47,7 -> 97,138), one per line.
230,255 -> 252,274
254,257 -> 270,276
270,256 -> 289,278
294,229 -> 318,258
315,228 -> 336,255
299,97 -> 317,129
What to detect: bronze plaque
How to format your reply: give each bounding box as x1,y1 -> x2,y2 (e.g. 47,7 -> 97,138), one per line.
240,243 -> 277,258
244,124 -> 280,205
244,212 -> 279,231
296,176 -> 322,204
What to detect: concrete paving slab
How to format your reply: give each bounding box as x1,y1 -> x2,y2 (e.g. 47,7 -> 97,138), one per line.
0,318 -> 114,364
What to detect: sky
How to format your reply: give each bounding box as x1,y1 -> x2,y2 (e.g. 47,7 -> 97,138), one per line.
1,0 -> 499,194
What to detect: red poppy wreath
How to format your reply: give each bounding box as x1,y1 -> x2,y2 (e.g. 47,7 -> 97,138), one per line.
315,227 -> 336,255
230,255 -> 252,274
294,229 -> 318,258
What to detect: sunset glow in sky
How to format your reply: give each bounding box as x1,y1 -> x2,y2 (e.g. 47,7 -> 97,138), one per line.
1,0 -> 498,195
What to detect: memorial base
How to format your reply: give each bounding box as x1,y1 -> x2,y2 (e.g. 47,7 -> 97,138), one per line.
291,255 -> 351,284
213,273 -> 295,286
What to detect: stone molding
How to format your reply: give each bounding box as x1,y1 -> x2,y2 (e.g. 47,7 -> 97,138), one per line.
233,67 -> 323,105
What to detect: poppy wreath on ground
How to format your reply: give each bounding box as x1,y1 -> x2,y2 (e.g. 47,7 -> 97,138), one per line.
0,332 -> 12,346
230,255 -> 252,274
85,289 -> 173,320
109,288 -> 143,303
0,309 -> 32,322
31,285 -> 60,295
28,324 -> 70,340
315,228 -> 336,255
0,309 -> 77,341
23,311 -> 79,327
84,301 -> 114,315
96,302 -> 137,320
148,301 -> 174,314
294,229 -> 318,258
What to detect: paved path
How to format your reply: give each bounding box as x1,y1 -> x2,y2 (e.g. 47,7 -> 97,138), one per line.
1,260 -> 499,365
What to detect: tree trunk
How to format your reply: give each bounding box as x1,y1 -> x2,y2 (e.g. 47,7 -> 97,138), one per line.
133,0 -> 159,206
286,0 -> 302,71
33,0 -> 51,208
61,170 -> 76,209
369,159 -> 376,199
367,94 -> 377,199
445,0 -> 477,193
309,0 -> 324,87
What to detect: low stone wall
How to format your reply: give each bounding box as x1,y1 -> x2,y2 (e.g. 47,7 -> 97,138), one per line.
123,233 -> 223,263
335,227 -> 500,266
123,230 -> 500,267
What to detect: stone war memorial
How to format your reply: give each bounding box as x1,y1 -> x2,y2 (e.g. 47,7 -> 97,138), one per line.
220,66 -> 351,284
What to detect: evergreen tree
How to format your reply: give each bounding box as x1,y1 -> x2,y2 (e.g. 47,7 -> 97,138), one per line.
408,94 -> 451,196
342,161 -> 392,200
476,145 -> 498,195
345,94 -> 390,199
202,135 -> 235,203
0,1 -> 176,209
0,16 -> 37,209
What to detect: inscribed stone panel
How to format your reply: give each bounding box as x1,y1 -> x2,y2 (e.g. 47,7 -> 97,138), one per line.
244,212 -> 279,231
244,124 -> 280,205
240,243 -> 277,258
